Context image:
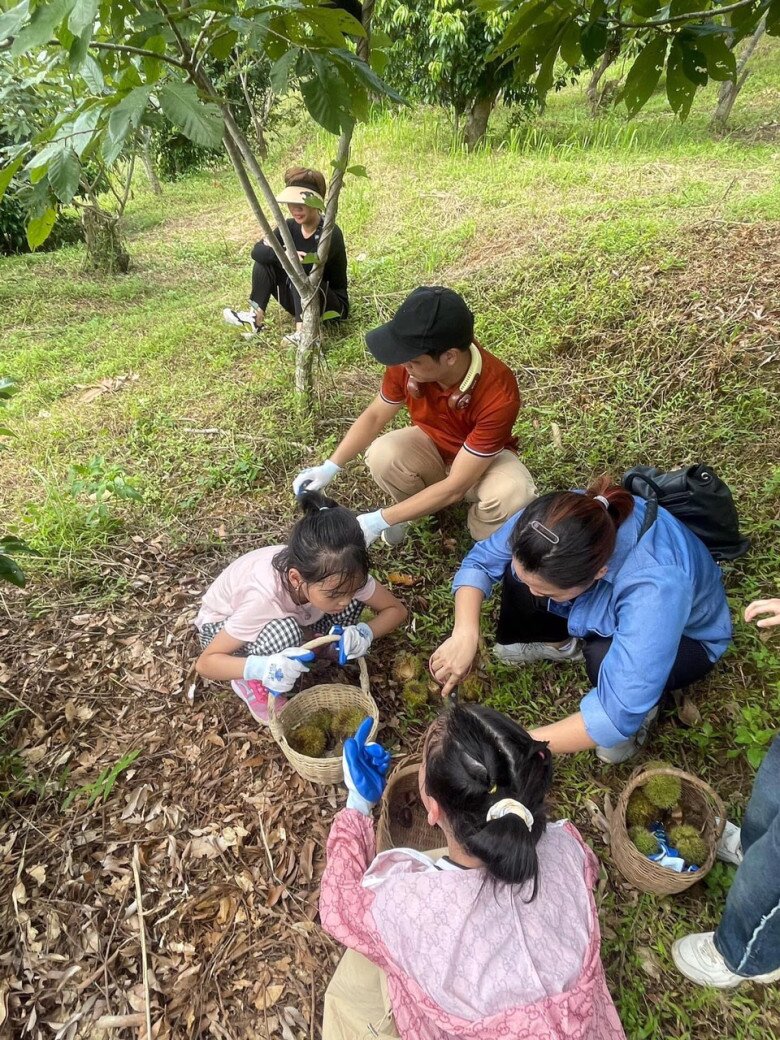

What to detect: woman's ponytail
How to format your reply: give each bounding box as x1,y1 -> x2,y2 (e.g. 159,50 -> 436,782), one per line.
510,476 -> 635,589
424,705 -> 552,893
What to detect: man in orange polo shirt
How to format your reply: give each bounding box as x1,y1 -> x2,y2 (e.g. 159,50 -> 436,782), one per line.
292,286 -> 536,545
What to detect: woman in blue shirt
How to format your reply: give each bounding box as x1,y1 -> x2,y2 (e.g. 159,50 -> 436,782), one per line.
430,478 -> 732,763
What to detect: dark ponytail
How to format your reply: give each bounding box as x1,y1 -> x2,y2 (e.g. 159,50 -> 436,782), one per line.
273,490 -> 369,595
424,705 -> 552,893
510,475 -> 635,589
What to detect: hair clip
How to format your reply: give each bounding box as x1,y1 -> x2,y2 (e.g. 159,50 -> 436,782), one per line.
530,520 -> 559,545
488,783 -> 498,794
318,505 -> 330,511
594,495 -> 609,510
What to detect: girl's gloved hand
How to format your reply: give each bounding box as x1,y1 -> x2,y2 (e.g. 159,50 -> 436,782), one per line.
330,622 -> 374,665
356,509 -> 389,546
344,717 -> 391,815
292,459 -> 341,496
243,647 -> 316,693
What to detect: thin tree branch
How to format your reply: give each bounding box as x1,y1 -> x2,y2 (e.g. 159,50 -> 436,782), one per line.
88,40 -> 188,70
309,128 -> 352,295
616,0 -> 766,29
192,9 -> 218,69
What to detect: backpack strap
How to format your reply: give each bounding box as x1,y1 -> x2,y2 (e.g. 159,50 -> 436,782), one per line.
638,495 -> 658,542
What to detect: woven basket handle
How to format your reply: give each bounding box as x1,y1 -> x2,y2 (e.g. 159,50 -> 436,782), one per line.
622,766 -> 727,843
267,634 -> 370,736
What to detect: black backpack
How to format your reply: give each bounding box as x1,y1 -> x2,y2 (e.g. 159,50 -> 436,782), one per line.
621,464 -> 750,562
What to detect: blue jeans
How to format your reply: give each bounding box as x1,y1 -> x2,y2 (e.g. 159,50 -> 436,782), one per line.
714,734 -> 780,976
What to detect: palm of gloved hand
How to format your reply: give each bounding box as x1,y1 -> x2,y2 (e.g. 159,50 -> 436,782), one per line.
330,623 -> 373,665
343,717 -> 391,813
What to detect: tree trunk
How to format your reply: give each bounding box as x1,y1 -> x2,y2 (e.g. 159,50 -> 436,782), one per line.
81,205 -> 130,273
586,34 -> 621,115
712,16 -> 767,130
463,93 -> 497,151
140,129 -> 162,196
294,292 -> 323,410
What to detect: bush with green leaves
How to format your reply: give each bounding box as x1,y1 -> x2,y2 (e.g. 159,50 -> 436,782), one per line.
481,0 -> 778,120
68,456 -> 143,527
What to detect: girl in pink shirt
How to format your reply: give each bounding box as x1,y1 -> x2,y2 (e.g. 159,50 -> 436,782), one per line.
320,705 -> 625,1039
195,491 -> 406,722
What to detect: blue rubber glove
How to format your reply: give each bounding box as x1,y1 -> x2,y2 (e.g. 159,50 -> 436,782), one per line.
329,622 -> 374,666
243,648 -> 316,693
343,717 -> 391,815
356,509 -> 389,547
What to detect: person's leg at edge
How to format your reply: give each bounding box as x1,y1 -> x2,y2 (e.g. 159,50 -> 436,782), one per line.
464,450 -> 537,541
713,735 -> 780,977
586,635 -> 715,764
365,427 -> 447,545
323,948 -> 399,1040
494,570 -> 578,663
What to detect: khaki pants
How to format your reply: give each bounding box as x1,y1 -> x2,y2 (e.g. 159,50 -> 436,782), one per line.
322,949 -> 400,1040
365,426 -> 536,540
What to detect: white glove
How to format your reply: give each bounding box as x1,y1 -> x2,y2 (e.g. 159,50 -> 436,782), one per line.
243,647 -> 315,693
292,459 -> 341,496
330,622 -> 374,665
356,509 -> 389,546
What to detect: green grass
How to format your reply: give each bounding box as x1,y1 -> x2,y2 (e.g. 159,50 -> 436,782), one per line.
1,37 -> 779,1039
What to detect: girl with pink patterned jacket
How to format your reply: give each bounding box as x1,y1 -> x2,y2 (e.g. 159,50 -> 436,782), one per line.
320,706 -> 626,1040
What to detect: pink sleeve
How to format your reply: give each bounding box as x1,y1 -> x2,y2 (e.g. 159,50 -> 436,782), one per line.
354,575 -> 377,603
319,809 -> 393,967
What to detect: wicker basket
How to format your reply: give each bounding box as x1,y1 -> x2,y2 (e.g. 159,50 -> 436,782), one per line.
268,635 -> 378,785
377,759 -> 439,854
610,765 -> 726,895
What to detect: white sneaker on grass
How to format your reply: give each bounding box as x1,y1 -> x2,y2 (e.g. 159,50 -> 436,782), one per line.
715,819 -> 743,866
493,638 -> 582,665
223,307 -> 262,333
672,932 -> 780,989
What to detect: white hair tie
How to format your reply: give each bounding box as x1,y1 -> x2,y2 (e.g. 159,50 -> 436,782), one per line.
486,798 -> 534,831
594,495 -> 609,510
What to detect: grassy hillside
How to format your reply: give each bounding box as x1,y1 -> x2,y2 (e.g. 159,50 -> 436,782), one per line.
1,39 -> 779,1039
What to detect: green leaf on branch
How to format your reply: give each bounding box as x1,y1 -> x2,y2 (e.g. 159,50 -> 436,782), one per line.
270,49 -> 298,93
766,0 -> 779,36
669,0 -> 703,17
346,164 -> 369,178
630,0 -> 661,17
140,34 -> 167,83
0,153 -> 25,203
300,58 -> 354,135
560,19 -> 582,66
622,36 -> 668,115
11,0 -> 77,54
209,29 -> 238,61
0,0 -> 31,43
300,252 -> 320,264
681,41 -> 709,86
0,554 -> 26,588
108,86 -> 153,145
80,54 -> 105,93
48,146 -> 81,204
0,535 -> 38,555
666,37 -> 697,119
67,0 -> 98,39
322,310 -> 341,320
581,20 -> 608,63
27,206 -> 57,250
159,81 -> 224,149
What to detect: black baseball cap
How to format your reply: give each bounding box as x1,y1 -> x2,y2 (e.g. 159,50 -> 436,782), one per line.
365,286 -> 474,365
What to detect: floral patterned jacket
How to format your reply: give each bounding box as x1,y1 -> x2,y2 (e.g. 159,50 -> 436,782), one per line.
320,810 -> 626,1040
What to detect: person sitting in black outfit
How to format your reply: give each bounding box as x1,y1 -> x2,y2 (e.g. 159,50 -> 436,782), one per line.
223,165 -> 349,345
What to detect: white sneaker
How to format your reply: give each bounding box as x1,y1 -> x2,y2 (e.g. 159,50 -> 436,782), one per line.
715,819 -> 743,866
595,704 -> 659,764
282,330 -> 302,346
223,307 -> 262,333
672,932 -> 780,989
493,638 -> 582,664
380,522 -> 409,547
